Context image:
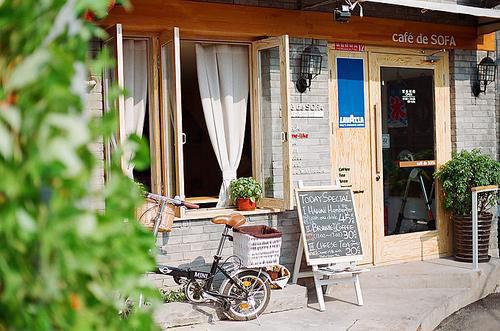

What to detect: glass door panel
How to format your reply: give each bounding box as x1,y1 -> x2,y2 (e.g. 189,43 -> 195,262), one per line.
258,46 -> 284,200
103,24 -> 125,177
159,28 -> 184,201
380,67 -> 436,236
161,42 -> 176,198
252,36 -> 292,210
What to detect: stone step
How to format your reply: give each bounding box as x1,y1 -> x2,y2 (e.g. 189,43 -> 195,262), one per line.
155,284 -> 307,329
323,259 -> 484,293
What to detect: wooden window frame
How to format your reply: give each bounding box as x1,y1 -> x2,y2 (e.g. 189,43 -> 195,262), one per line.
251,35 -> 293,210
107,27 -> 294,218
102,24 -> 126,180
102,25 -> 162,193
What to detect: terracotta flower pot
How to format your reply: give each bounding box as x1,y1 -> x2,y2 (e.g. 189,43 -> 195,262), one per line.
453,213 -> 493,263
236,198 -> 256,211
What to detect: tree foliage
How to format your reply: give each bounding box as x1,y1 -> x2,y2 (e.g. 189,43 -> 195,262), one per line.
0,1 -> 158,329
434,149 -> 500,216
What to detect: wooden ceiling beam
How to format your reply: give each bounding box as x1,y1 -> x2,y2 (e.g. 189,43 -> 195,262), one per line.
99,0 -> 495,51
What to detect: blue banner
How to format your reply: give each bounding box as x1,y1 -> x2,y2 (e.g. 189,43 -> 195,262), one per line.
337,58 -> 365,128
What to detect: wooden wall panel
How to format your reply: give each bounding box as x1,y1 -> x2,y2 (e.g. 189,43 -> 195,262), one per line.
329,50 -> 374,264
100,0 -> 495,51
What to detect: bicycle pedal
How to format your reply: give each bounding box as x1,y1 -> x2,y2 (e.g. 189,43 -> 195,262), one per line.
239,302 -> 250,311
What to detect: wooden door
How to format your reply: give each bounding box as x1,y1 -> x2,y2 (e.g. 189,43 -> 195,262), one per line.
329,49 -> 373,264
368,51 -> 452,264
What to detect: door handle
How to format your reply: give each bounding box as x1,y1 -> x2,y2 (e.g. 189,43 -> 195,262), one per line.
353,190 -> 364,194
374,104 -> 382,181
281,131 -> 288,143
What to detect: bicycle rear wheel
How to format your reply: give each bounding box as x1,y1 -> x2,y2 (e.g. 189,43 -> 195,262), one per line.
220,270 -> 270,321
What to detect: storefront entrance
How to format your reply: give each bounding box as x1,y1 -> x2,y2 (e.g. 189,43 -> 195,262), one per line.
370,51 -> 452,264
331,49 -> 453,265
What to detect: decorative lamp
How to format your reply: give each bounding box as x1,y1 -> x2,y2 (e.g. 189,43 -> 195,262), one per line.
296,41 -> 323,93
472,55 -> 497,97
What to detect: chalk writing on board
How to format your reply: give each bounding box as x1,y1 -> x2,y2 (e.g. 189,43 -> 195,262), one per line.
297,189 -> 362,260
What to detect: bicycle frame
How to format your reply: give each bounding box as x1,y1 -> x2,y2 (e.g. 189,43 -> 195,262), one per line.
155,225 -> 252,301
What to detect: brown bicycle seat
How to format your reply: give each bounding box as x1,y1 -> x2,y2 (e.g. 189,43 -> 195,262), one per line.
211,213 -> 246,229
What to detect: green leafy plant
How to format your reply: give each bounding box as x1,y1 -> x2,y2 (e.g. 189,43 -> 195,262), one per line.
0,1 -> 159,330
434,149 -> 500,216
161,289 -> 187,303
230,177 -> 262,203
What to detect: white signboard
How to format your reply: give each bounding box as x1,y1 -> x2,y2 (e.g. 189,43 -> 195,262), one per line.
402,89 -> 416,104
291,103 -> 325,118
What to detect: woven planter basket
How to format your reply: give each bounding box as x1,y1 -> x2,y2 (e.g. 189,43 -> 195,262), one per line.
136,198 -> 175,232
453,213 -> 493,263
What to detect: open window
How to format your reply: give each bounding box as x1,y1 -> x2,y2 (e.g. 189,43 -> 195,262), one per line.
251,36 -> 293,210
103,24 -> 126,178
159,28 -> 184,201
103,24 -> 157,192
106,27 -> 293,214
159,28 -> 256,216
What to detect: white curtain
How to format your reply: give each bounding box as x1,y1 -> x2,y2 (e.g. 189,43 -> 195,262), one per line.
123,39 -> 148,178
195,44 -> 249,207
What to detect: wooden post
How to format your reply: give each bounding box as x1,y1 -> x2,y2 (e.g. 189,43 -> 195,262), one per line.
471,185 -> 498,271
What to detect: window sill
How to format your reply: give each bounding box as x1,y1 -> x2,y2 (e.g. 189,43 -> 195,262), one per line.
174,207 -> 281,221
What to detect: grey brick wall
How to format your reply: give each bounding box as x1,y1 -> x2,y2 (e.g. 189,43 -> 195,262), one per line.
194,0 -> 479,26
86,40 -> 105,211
289,38 -> 332,188
449,46 -> 499,257
497,31 -> 500,256
497,31 -> 500,162
450,49 -> 497,157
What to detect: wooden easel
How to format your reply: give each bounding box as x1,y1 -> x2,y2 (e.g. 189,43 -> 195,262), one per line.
292,181 -> 369,312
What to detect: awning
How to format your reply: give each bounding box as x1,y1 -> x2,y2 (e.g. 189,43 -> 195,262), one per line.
363,0 -> 500,34
303,0 -> 500,35
363,0 -> 499,19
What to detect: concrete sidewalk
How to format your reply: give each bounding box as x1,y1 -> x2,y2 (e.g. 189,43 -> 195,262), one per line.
168,258 -> 500,331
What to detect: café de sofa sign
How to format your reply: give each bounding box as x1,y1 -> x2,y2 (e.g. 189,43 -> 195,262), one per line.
392,32 -> 457,47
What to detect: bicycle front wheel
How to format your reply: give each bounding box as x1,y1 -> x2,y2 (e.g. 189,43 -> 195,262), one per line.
221,270 -> 271,321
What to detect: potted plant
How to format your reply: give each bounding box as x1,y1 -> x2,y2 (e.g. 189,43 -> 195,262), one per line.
229,177 -> 262,211
434,149 -> 500,262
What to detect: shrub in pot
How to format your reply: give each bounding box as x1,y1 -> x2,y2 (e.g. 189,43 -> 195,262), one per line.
434,149 -> 500,262
230,177 -> 262,211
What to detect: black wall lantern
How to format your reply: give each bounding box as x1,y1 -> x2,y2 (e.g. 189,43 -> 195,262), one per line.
296,41 -> 323,93
472,54 -> 497,97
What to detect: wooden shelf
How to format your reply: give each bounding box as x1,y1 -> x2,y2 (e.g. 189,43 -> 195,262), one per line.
397,160 -> 436,168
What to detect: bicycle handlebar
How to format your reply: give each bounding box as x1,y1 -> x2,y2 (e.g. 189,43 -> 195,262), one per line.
145,192 -> 199,209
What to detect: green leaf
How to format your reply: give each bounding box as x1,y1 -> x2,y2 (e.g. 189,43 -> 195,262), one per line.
0,121 -> 13,158
7,49 -> 51,90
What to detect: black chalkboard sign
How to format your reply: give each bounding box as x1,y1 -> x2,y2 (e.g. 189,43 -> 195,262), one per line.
295,187 -> 363,264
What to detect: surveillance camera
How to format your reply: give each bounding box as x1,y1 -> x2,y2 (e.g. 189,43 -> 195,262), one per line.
334,5 -> 351,23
